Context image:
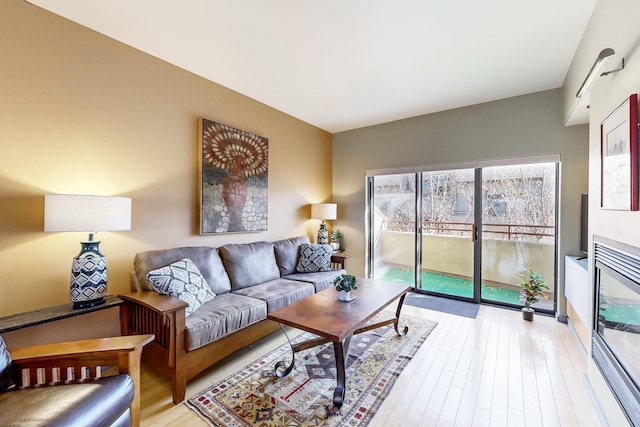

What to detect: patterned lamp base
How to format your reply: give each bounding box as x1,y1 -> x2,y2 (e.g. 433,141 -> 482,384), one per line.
70,241 -> 108,309
317,223 -> 328,244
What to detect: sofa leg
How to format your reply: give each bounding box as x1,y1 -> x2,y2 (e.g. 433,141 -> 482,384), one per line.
172,375 -> 186,404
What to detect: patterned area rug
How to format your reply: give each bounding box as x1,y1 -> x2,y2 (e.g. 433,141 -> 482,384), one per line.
186,313 -> 437,427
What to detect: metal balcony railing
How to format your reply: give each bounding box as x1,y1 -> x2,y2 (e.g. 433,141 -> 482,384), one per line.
383,220 -> 554,241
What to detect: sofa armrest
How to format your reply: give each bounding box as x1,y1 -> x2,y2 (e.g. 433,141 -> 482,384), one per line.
330,254 -> 351,270
119,291 -> 188,314
118,291 -> 187,403
118,292 -> 187,351
10,334 -> 154,427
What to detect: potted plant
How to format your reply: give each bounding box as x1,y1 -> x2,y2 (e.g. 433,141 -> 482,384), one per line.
330,229 -> 343,251
334,273 -> 357,302
519,265 -> 549,321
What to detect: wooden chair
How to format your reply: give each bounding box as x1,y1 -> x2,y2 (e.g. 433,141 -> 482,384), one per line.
1,334 -> 154,427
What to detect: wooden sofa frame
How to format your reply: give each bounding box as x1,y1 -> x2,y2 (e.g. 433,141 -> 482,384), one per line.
119,254 -> 348,404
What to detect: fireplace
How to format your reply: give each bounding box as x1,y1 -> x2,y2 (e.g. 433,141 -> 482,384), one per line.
593,236 -> 640,426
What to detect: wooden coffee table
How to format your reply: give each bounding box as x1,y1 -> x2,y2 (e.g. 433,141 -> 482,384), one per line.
267,277 -> 411,408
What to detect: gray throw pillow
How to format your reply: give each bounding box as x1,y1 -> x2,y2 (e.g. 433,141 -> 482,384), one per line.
296,243 -> 332,273
147,258 -> 215,316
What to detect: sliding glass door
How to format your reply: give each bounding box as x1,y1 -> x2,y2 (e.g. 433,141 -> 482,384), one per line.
420,168 -> 476,300
367,158 -> 558,312
369,173 -> 417,286
369,167 -> 478,301
480,163 -> 557,310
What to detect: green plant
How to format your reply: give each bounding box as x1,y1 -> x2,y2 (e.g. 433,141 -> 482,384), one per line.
519,264 -> 549,310
330,229 -> 343,242
334,274 -> 358,292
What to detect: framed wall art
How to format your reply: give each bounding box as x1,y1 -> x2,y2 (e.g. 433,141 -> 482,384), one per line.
199,118 -> 268,234
601,94 -> 639,211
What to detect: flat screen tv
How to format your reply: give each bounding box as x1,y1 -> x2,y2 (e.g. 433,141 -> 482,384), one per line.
580,193 -> 588,255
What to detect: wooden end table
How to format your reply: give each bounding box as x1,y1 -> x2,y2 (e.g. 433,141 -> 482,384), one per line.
267,278 -> 410,408
0,295 -> 123,334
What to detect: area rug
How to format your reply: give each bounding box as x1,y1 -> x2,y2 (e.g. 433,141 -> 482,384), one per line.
186,314 -> 437,426
405,293 -> 479,318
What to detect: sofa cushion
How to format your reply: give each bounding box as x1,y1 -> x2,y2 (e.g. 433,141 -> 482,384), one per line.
232,278 -> 315,313
134,246 -> 231,295
273,236 -> 310,276
296,243 -> 332,273
0,375 -> 133,427
147,258 -> 216,316
219,241 -> 280,290
184,293 -> 267,351
283,268 -> 346,292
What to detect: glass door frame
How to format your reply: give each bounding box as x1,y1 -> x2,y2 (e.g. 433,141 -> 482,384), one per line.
366,155 -> 559,314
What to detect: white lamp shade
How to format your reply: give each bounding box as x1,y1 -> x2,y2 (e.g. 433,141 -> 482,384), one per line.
44,194 -> 132,232
311,203 -> 337,221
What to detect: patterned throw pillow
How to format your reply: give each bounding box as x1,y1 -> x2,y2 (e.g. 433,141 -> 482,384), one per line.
296,243 -> 332,273
147,258 -> 215,316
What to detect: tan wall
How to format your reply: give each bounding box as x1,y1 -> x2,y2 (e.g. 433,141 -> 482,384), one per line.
333,89 -> 588,319
566,1 -> 640,424
0,0 -> 332,318
379,231 -> 555,292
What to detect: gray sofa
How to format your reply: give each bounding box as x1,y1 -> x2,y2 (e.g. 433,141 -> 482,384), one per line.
119,236 -> 347,404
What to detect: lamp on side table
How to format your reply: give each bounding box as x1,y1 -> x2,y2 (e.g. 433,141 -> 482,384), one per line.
310,203 -> 337,244
44,194 -> 131,309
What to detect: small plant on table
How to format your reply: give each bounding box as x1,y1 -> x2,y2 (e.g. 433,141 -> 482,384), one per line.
334,274 -> 358,302
330,229 -> 343,250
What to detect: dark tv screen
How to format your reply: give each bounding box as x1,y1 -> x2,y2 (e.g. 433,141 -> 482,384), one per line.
580,193 -> 588,254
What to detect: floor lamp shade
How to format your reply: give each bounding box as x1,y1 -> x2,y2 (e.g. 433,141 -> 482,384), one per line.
44,195 -> 132,308
310,203 -> 337,244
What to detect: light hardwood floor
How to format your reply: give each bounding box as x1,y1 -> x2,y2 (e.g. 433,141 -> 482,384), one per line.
139,304 -> 601,427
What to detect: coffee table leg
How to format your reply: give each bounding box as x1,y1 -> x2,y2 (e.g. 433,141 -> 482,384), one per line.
273,324 -> 295,378
332,334 -> 352,408
394,294 -> 409,336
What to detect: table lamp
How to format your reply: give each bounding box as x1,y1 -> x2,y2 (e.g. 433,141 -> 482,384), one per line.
310,203 -> 337,244
44,194 -> 132,308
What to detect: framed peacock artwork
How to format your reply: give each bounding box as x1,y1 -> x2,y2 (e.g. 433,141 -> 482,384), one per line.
198,118 -> 268,234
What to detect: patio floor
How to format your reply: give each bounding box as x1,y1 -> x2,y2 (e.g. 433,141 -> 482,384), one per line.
375,266 -> 549,308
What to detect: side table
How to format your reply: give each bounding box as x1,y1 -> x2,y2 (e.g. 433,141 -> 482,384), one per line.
0,295 -> 123,347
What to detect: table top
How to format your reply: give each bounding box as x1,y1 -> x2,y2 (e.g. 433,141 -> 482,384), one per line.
0,295 -> 123,334
267,278 -> 410,342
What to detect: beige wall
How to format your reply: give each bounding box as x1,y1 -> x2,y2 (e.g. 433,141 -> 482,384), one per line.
0,0 -> 332,317
564,1 -> 640,424
333,89 -> 589,317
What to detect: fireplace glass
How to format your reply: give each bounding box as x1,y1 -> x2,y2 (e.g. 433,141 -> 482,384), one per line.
593,238 -> 640,426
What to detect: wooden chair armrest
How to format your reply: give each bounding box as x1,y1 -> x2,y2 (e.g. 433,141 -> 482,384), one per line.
10,334 -> 154,364
118,291 -> 188,314
10,334 -> 153,427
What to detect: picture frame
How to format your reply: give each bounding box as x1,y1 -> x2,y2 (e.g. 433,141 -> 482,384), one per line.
600,94 -> 639,211
198,118 -> 268,234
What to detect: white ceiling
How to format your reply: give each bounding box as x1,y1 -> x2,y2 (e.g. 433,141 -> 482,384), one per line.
28,0 -> 597,133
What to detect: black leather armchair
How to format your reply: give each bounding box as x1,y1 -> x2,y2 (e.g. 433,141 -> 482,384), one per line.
0,334 -> 153,427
